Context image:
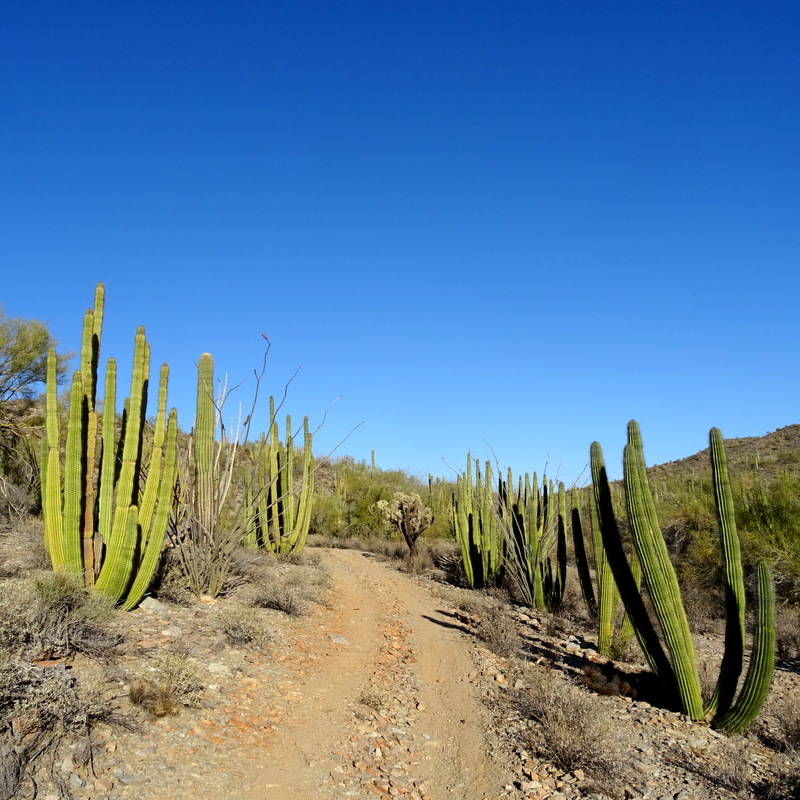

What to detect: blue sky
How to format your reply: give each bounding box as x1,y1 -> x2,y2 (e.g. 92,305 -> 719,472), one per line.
2,1 -> 799,484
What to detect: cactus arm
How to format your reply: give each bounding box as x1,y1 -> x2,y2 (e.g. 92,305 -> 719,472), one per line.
95,505 -> 139,602
194,353 -> 215,534
712,561 -> 776,733
43,350 -> 65,568
137,364 -> 169,538
97,358 -> 117,552
705,426 -> 747,717
623,421 -> 704,719
62,371 -> 85,576
570,489 -> 596,617
121,408 -> 178,611
592,441 -> 676,689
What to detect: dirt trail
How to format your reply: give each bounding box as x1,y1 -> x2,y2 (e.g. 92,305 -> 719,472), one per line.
243,549 -> 504,800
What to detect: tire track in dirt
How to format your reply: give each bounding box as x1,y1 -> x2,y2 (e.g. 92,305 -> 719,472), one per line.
244,549 -> 504,800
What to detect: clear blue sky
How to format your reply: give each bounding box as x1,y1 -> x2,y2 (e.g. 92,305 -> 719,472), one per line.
2,1 -> 798,484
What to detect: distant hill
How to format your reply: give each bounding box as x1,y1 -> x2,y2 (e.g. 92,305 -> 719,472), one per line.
646,424 -> 800,483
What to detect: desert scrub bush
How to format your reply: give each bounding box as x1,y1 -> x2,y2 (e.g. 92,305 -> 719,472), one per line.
0,515 -> 49,578
0,571 -> 120,660
519,664 -> 630,794
237,554 -> 329,615
0,655 -> 120,799
775,603 -> 800,661
216,604 -> 272,649
473,601 -> 521,660
130,649 -> 204,715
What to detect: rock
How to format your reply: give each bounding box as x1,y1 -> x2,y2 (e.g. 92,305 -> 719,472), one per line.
139,596 -> 167,613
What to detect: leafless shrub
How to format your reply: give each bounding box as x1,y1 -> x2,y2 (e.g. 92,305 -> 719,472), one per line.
0,515 -> 49,577
131,649 -> 204,714
519,664 -> 629,795
0,572 -> 119,661
0,655 -> 121,799
398,548 -> 435,575
667,734 -> 753,794
776,603 -> 800,661
475,603 -> 521,660
216,604 -> 272,649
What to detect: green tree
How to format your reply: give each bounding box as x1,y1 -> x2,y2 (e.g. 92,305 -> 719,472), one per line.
0,309 -> 71,514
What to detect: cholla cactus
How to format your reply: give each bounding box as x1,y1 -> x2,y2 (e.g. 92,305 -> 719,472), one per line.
377,492 -> 433,558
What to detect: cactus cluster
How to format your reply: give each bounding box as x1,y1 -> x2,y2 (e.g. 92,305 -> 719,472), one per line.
592,421 -> 775,732
242,396 -> 314,555
452,456 -> 503,589
41,284 -> 177,610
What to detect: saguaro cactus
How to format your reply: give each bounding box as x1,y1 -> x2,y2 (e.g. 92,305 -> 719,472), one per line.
592,422 -> 775,731
41,284 -> 177,610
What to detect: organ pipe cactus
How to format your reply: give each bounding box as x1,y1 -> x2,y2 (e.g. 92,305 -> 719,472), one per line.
588,445 -> 640,658
592,422 -> 775,731
452,456 -> 503,589
41,284 -> 177,610
242,396 -> 314,555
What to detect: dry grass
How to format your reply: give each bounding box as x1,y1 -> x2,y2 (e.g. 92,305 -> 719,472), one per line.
216,604 -> 272,649
775,603 -> 800,662
232,549 -> 330,616
517,663 -> 631,797
0,515 -> 49,578
0,654 -> 121,800
0,571 -> 120,661
130,648 -> 205,716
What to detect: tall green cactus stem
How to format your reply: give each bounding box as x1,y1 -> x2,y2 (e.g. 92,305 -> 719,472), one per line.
452,456 -> 503,589
242,397 -> 314,555
594,423 -> 776,727
41,284 -> 177,608
624,420 -> 704,720
570,489 -> 596,617
193,353 -> 216,539
712,560 -> 775,733
592,441 -> 673,676
706,426 -> 747,717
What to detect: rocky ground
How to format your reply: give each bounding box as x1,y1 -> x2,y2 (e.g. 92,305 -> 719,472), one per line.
8,548 -> 800,800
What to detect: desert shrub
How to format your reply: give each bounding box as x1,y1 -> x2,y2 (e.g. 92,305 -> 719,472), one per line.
151,552 -> 196,606
519,664 -> 629,793
0,515 -> 49,578
474,602 -> 521,660
0,572 -> 119,661
216,604 -> 272,649
0,654 -> 118,799
131,649 -> 204,715
775,603 -> 800,661
398,548 -> 434,575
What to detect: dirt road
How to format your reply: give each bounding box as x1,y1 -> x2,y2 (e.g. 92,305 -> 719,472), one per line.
242,548 -> 504,799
